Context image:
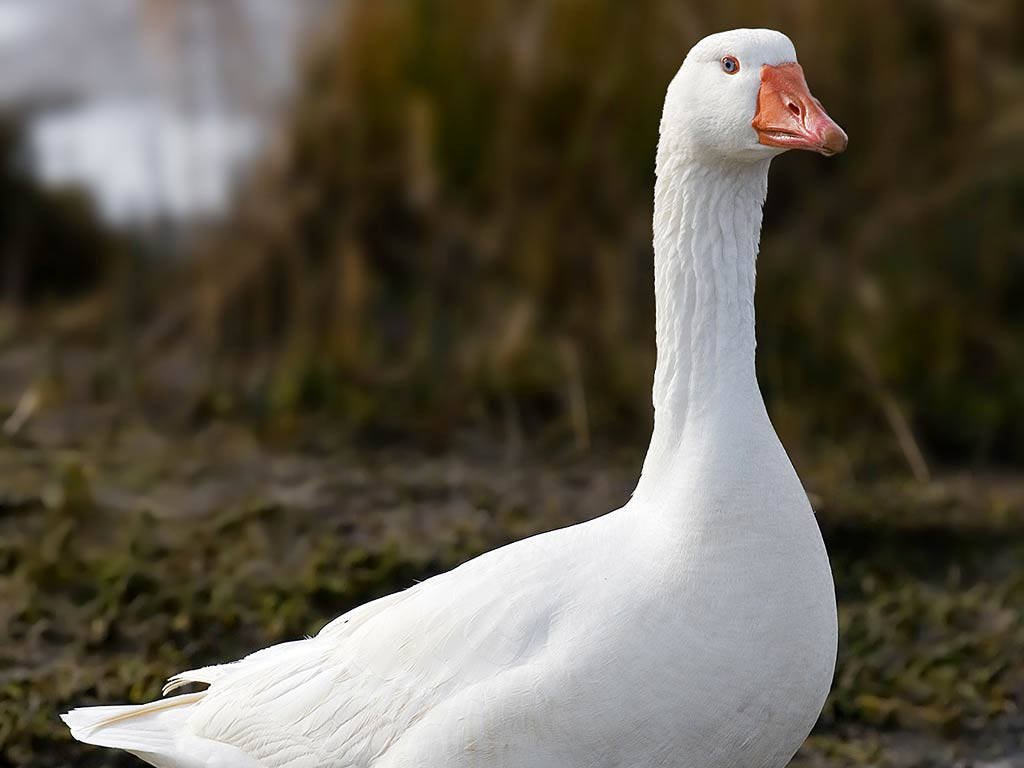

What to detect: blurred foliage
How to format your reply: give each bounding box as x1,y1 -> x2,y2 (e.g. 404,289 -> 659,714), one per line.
0,117 -> 125,307
152,0 -> 1024,469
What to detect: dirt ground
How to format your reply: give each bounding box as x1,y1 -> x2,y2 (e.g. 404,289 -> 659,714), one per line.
2,415 -> 1023,767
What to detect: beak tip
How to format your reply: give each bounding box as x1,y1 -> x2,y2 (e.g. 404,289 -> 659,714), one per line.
824,125 -> 848,156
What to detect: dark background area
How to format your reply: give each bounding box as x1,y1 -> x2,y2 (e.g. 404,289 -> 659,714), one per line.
0,1 -> 1022,766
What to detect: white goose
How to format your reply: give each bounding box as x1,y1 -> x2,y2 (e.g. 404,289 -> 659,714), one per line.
63,28 -> 847,768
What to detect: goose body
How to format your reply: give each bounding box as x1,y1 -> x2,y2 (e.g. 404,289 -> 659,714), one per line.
63,28 -> 846,768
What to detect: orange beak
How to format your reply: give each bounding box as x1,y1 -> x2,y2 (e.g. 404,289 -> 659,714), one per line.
752,63 -> 847,156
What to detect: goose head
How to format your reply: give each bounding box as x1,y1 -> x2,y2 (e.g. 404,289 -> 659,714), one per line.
661,28 -> 847,163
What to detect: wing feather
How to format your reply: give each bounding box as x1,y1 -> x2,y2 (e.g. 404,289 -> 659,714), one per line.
176,527 -> 577,766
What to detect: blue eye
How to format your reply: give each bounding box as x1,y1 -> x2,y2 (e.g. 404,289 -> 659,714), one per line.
721,56 -> 740,74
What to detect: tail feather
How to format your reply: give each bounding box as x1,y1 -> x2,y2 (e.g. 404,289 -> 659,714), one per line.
61,692 -> 204,754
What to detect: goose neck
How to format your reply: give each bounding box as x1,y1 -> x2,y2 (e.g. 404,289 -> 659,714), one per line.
644,155 -> 770,468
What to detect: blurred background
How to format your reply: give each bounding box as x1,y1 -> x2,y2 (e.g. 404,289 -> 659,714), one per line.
0,1 -> 1021,766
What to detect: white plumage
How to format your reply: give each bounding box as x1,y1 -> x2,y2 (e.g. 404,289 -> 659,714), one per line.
63,28 -> 845,768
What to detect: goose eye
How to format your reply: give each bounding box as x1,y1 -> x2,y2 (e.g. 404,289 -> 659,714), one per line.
721,56 -> 740,74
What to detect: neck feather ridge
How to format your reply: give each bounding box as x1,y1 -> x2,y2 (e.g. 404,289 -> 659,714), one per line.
644,154 -> 770,468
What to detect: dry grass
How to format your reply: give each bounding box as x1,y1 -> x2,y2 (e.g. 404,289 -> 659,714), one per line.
139,0 -> 1024,469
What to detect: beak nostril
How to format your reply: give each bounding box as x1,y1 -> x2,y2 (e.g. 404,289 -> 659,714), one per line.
787,101 -> 801,117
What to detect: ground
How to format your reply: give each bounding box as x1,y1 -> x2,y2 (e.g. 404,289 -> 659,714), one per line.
2,414 -> 1022,767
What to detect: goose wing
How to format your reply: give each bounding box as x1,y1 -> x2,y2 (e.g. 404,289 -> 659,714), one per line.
180,531 -> 573,767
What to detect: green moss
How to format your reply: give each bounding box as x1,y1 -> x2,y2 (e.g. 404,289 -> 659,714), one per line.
1,434 -> 1021,766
